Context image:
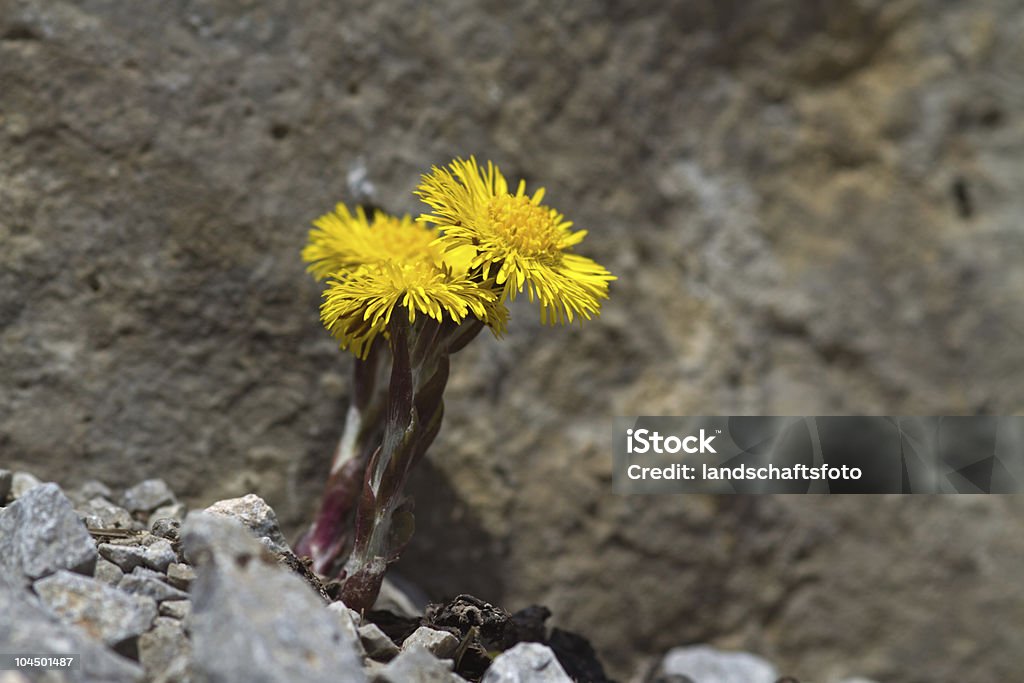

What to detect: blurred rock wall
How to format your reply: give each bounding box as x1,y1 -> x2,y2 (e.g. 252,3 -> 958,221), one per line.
2,1 -> 1023,680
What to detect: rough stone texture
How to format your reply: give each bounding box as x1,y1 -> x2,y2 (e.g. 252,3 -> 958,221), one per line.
76,496 -> 137,530
403,626 -> 460,660
120,479 -> 176,515
359,623 -> 401,662
204,493 -> 291,554
93,557 -> 126,587
371,647 -> 462,683
99,535 -> 178,573
182,512 -> 365,683
10,472 -> 42,500
482,643 -> 572,683
165,562 -> 196,591
159,598 -> 192,620
139,616 -> 191,683
0,582 -> 144,683
0,483 -> 98,585
33,569 -> 158,646
652,646 -> 779,683
3,2 -> 1024,682
329,601 -> 367,658
119,566 -> 190,603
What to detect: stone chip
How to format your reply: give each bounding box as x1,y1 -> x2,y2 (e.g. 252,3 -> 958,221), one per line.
34,569 -> 158,646
0,483 -> 98,585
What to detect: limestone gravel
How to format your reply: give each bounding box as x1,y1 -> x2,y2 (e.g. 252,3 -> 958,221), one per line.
0,583 -> 143,683
119,566 -> 190,602
372,647 -> 462,683
120,479 -> 177,514
183,512 -> 366,683
481,643 -> 573,683
402,626 -> 460,660
99,535 -> 178,573
0,483 -> 97,585
33,570 -> 158,647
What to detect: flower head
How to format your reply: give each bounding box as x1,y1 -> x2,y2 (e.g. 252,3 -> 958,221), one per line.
302,204 -> 438,281
321,260 -> 505,359
415,157 -> 615,324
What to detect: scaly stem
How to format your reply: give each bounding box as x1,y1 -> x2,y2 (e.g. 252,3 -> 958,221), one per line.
339,317 -> 459,610
296,340 -> 388,574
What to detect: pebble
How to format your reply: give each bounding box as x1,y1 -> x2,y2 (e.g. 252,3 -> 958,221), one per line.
139,616 -> 190,680
654,645 -> 779,683
328,601 -> 367,658
10,471 -> 42,500
77,496 -> 137,530
159,599 -> 192,620
183,512 -> 366,682
372,646 -> 462,683
204,493 -> 291,554
0,469 -> 11,504
0,585 -> 143,682
93,557 -> 126,587
402,626 -> 460,659
34,569 -> 158,646
120,479 -> 176,514
482,643 -> 573,683
165,561 -> 196,590
119,566 -> 190,602
150,501 -> 187,527
359,622 -> 401,661
99,535 -> 177,573
0,483 -> 97,585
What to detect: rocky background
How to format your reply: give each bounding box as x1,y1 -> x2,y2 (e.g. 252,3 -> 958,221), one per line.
2,1 -> 1023,681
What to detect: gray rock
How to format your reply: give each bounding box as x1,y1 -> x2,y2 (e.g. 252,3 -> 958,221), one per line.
654,646 -> 778,683
402,626 -> 459,659
120,479 -> 176,514
94,557 -> 126,587
482,643 -> 572,683
151,517 -> 182,542
10,472 -> 42,500
159,599 -> 193,620
0,469 -> 11,504
182,512 -> 365,683
120,566 -> 190,602
359,622 -> 401,661
166,562 -> 197,591
0,582 -> 143,682
371,647 -> 461,683
77,496 -> 136,530
72,480 -> 115,505
34,569 -> 157,646
373,575 -> 428,618
0,483 -> 97,585
204,494 -> 291,554
150,501 -> 188,526
99,535 -> 177,573
139,616 -> 191,682
328,601 -> 366,658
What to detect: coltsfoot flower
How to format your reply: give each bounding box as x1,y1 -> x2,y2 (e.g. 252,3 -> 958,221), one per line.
415,157 -> 616,324
320,260 -> 505,359
302,203 -> 438,281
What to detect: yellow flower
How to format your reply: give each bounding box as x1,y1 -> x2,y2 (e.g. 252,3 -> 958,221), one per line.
415,157 -> 615,324
321,260 -> 506,359
302,204 -> 437,281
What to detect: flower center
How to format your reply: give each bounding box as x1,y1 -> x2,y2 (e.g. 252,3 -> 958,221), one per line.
487,194 -> 562,258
